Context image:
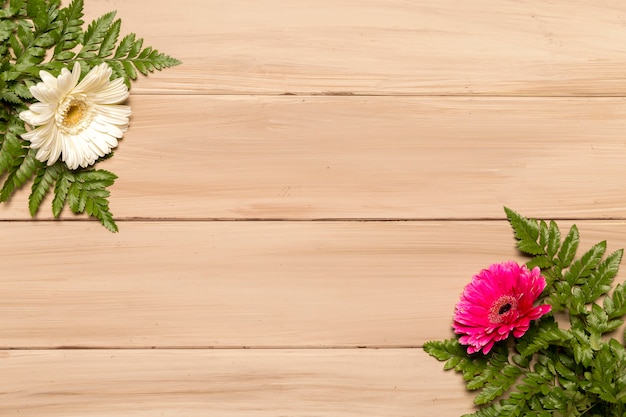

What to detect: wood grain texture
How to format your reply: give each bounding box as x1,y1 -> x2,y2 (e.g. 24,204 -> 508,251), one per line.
77,0 -> 626,95
4,96 -> 626,220
10,0 -> 626,415
0,348 -> 473,417
2,220 -> 623,348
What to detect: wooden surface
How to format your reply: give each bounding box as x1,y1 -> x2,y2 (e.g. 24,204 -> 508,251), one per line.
4,1 -> 626,415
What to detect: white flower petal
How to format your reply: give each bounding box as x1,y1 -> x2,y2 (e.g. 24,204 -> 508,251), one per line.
91,78 -> 129,104
19,104 -> 55,126
56,62 -> 82,96
74,63 -> 112,95
39,70 -> 58,90
30,81 -> 63,104
20,63 -> 131,169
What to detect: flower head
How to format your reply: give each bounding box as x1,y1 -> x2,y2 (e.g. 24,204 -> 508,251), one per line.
19,62 -> 131,170
453,261 -> 551,354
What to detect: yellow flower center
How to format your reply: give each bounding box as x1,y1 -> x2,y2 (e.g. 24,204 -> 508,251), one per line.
63,100 -> 87,127
57,96 -> 93,134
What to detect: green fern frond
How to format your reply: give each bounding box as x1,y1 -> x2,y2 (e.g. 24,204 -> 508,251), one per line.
0,145 -> 38,202
51,166 -> 72,217
504,207 -> 544,256
29,161 -> 61,216
580,249 -> 623,303
77,10 -> 115,58
53,0 -> 84,60
106,33 -> 181,86
65,169 -> 118,232
0,113 -> 26,177
97,18 -> 120,58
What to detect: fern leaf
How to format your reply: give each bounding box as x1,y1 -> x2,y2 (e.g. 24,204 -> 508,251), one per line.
29,162 -> 62,216
580,249 -> 623,303
606,283 -> 626,320
475,364 -> 523,405
557,225 -> 579,268
67,170 -> 118,232
113,33 -> 136,59
546,220 -> 561,260
0,146 -> 38,202
0,115 -> 25,177
52,168 -> 72,217
78,10 -> 116,57
0,17 -> 17,44
98,18 -> 121,58
466,353 -> 509,391
53,0 -> 84,59
504,207 -> 544,255
15,146 -> 39,184
132,46 -> 181,75
127,36 -> 143,59
564,241 -> 607,285
424,338 -> 466,362
85,196 -> 118,232
516,322 -> 571,357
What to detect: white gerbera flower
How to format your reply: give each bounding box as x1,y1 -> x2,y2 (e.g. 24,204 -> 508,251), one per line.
19,62 -> 131,170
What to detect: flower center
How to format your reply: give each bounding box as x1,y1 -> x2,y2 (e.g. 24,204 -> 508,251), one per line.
57,96 -> 93,134
488,295 -> 518,324
64,101 -> 86,127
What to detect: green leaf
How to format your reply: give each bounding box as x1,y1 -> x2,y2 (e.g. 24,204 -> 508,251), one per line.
570,328 -> 593,366
130,46 -> 181,75
474,364 -> 523,405
526,255 -> 552,270
16,21 -> 34,52
0,19 -> 17,44
557,225 -> 579,268
564,241 -> 606,285
78,10 -> 116,57
466,351 -> 509,391
53,0 -> 84,59
0,146 -> 38,202
127,36 -> 143,59
29,162 -> 62,216
548,281 -> 572,313
1,89 -> 22,104
504,207 -> 544,255
606,283 -> 626,320
583,342 -> 626,405
424,338 -> 466,362
516,320 -> 571,357
0,114 -> 26,178
52,168 -> 73,217
98,18 -> 121,58
27,0 -> 48,34
66,170 -> 118,232
580,249 -> 623,303
113,33 -> 136,59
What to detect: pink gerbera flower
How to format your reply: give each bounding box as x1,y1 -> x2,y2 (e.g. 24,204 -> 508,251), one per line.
453,261 -> 552,354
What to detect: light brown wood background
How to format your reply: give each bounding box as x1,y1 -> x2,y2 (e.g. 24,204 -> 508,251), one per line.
3,1 -> 626,415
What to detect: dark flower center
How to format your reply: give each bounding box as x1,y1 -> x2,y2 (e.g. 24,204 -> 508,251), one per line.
498,303 -> 512,314
489,295 -> 518,324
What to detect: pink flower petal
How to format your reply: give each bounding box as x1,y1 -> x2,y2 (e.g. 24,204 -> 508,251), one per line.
453,261 -> 551,354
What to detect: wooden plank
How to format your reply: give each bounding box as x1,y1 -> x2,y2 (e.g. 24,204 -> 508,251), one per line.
76,0 -> 626,95
5,96 -> 626,220
1,220 -> 623,348
0,348 -> 474,416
